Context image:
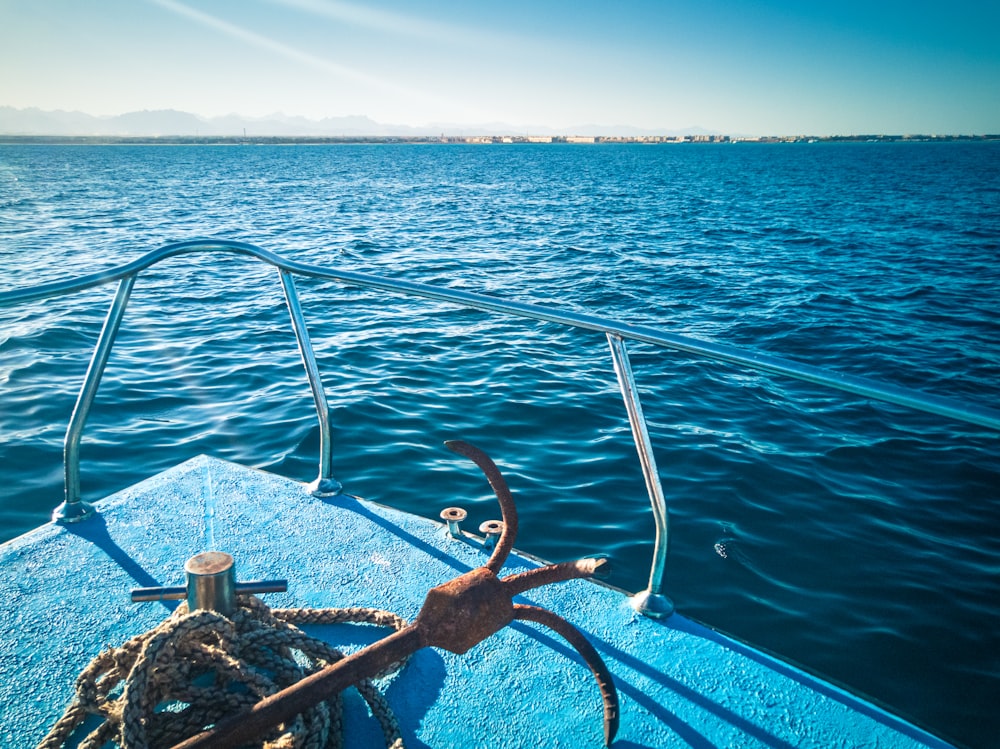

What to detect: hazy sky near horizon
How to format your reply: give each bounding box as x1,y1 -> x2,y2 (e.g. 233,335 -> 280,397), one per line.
1,0 -> 997,135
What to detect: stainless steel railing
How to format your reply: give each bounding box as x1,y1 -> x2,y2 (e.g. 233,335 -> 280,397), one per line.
3,238 -> 1000,617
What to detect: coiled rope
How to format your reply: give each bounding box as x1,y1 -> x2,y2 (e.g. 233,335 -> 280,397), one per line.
38,596 -> 411,749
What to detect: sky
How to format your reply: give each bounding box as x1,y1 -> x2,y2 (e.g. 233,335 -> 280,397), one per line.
1,0 -> 998,136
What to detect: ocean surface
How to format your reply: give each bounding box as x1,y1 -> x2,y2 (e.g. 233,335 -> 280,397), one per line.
1,142 -> 998,747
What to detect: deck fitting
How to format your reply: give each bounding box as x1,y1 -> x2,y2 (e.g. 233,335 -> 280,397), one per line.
630,588 -> 675,619
130,552 -> 287,615
185,551 -> 238,615
308,476 -> 343,497
479,519 -> 504,550
52,499 -> 96,524
440,507 -> 468,538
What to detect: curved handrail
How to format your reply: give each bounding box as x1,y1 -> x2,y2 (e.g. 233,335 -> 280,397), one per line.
7,239 -> 998,430
3,239 -> 999,618
2,240 -> 344,525
1,240 -> 279,305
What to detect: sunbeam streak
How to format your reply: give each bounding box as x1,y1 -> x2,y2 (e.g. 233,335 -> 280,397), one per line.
265,0 -> 521,51
148,0 -> 454,111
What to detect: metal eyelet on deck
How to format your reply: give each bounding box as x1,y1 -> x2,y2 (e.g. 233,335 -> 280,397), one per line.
440,507 -> 468,538
479,519 -> 504,550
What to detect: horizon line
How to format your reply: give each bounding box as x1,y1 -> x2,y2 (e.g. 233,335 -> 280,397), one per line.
3,133 -> 998,144
4,106 -> 998,141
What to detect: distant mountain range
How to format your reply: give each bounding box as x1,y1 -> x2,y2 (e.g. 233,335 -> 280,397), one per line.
0,106 -> 713,138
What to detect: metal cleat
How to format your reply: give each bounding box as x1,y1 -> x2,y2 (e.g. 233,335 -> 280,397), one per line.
131,551 -> 287,616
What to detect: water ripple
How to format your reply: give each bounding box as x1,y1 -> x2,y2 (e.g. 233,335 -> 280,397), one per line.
1,142 -> 999,747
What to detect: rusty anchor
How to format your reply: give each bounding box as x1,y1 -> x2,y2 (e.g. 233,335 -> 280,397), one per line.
172,440 -> 620,748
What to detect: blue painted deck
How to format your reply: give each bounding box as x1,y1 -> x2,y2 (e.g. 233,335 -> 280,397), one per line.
1,456 -> 953,748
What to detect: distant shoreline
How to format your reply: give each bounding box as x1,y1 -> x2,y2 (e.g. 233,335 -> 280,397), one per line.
1,133 -> 998,146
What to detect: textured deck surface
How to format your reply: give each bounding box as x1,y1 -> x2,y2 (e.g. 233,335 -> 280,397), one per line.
1,456 -> 953,748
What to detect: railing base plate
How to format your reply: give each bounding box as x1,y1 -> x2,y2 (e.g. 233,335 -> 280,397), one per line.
52,501 -> 96,524
630,589 -> 675,619
308,477 -> 343,497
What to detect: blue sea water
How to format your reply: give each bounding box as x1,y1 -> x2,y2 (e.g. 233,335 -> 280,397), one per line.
1,142 -> 998,747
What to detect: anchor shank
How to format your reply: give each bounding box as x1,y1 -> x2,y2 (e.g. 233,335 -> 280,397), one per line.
171,625 -> 421,749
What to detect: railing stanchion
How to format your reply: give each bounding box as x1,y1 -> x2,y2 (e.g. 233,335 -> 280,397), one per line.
279,270 -> 341,496
55,274 -> 137,523
607,333 -> 674,618
3,240 -> 995,598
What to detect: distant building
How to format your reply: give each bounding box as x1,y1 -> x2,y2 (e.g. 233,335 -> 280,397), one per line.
566,136 -> 596,143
